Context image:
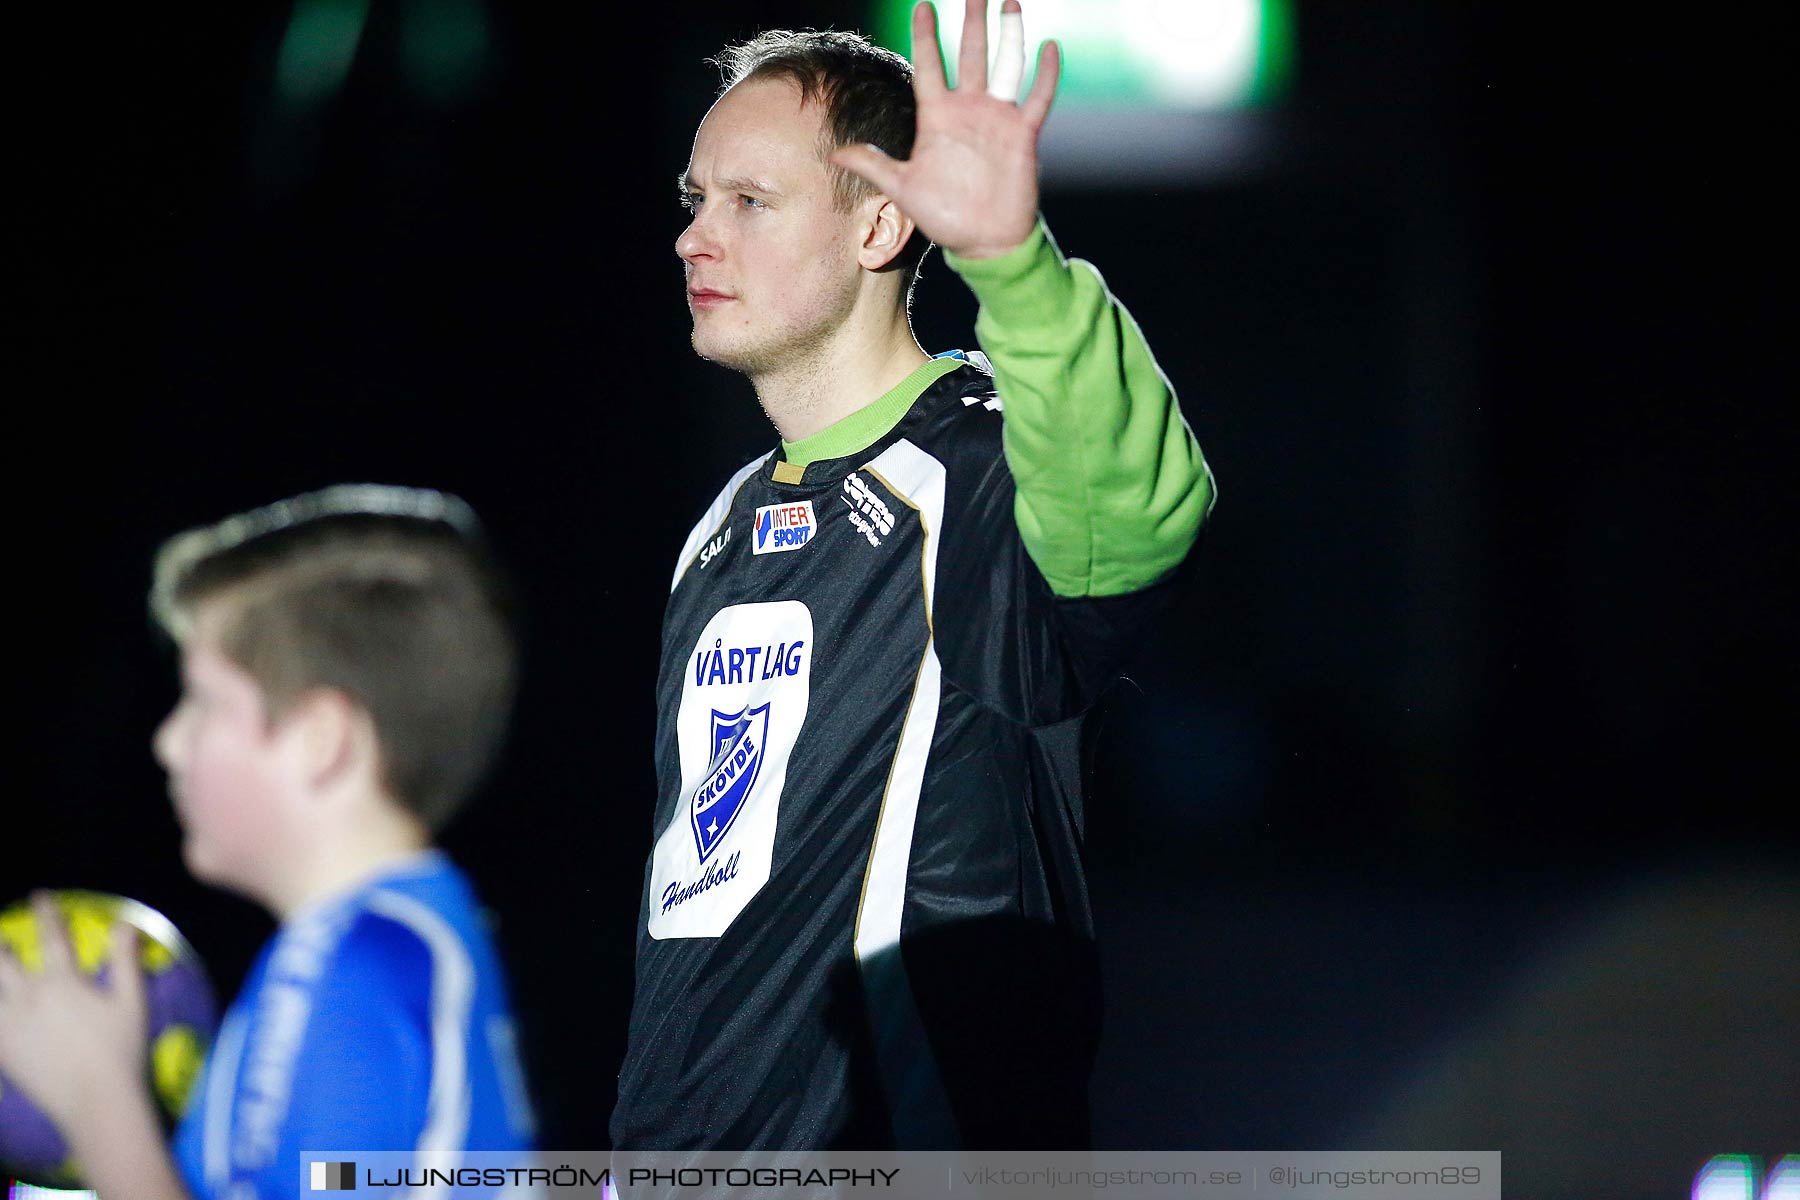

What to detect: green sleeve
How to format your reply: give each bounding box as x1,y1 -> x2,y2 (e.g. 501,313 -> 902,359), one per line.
945,219 -> 1216,598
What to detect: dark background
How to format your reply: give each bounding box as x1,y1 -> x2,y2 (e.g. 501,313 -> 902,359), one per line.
20,3 -> 1796,1198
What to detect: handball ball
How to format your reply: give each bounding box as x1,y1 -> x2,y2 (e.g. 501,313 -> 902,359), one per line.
0,891 -> 219,1189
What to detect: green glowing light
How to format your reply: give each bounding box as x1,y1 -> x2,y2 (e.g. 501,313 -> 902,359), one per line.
1692,1155 -> 1757,1200
871,0 -> 1294,110
399,0 -> 491,105
1767,1157 -> 1800,1200
275,0 -> 371,108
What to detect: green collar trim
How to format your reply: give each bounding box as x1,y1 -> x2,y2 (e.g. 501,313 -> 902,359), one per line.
780,356 -> 963,468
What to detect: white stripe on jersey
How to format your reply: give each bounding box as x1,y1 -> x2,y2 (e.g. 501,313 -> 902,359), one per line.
202,1008 -> 251,1193
670,450 -> 775,593
365,889 -> 476,1200
487,1013 -> 538,1138
851,438 -> 959,1147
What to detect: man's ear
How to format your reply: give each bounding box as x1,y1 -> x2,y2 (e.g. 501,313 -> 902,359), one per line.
858,195 -> 916,272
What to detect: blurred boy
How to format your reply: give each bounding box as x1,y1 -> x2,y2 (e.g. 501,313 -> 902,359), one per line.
0,484 -> 536,1199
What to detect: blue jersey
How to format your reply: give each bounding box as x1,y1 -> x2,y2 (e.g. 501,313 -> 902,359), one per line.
173,852 -> 536,1199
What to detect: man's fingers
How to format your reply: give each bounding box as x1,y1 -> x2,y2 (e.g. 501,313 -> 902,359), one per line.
30,892 -> 74,976
956,0 -> 988,94
1021,37 -> 1061,131
987,2 -> 1025,101
830,144 -> 904,199
910,1 -> 947,96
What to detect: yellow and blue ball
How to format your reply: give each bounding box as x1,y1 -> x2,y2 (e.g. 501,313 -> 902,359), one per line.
0,891 -> 218,1189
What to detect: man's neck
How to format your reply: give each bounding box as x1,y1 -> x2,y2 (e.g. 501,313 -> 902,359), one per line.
750,300 -> 929,443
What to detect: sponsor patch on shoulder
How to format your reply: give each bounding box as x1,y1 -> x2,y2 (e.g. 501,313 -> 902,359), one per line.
752,500 -> 816,555
842,472 -> 895,546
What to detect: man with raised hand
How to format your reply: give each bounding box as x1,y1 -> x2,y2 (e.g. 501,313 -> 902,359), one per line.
614,0 -> 1215,1150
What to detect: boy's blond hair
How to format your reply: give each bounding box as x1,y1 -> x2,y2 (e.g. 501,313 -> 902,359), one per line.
151,484 -> 517,831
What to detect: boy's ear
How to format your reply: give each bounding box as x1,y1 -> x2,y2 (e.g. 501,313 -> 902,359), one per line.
287,686 -> 379,797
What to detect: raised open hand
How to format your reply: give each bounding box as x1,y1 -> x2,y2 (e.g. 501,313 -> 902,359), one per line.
831,0 -> 1061,260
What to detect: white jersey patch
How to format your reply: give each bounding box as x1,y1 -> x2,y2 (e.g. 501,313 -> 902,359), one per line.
649,601 -> 814,939
751,500 -> 817,555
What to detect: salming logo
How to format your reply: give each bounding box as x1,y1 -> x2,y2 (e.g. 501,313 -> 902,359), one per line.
699,526 -> 730,568
842,473 -> 895,546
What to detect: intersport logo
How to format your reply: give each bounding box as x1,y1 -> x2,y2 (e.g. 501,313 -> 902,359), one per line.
752,501 -> 816,555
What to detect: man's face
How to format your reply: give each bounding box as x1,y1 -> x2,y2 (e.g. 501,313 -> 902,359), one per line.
152,608 -> 305,897
677,76 -> 866,374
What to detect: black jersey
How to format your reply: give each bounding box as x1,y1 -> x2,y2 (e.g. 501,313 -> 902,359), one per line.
611,359 -> 1179,1150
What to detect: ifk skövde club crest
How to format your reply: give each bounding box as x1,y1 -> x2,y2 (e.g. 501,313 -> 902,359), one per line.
691,703 -> 769,861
